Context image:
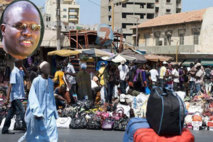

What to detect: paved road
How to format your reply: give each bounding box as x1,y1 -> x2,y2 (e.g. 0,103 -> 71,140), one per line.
0,129 -> 212,142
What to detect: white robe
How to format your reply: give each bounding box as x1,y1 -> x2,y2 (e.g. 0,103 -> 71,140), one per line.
19,75 -> 58,142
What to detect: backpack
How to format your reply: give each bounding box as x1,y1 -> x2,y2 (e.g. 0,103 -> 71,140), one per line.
134,128 -> 194,142
146,87 -> 186,136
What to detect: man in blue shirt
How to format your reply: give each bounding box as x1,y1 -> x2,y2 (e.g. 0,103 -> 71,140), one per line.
2,60 -> 28,134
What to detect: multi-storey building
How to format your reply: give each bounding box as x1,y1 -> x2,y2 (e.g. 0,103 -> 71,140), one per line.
101,0 -> 182,44
45,0 -> 80,30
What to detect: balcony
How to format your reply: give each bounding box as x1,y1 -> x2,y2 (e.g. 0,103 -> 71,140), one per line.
139,45 -> 196,54
69,12 -> 78,16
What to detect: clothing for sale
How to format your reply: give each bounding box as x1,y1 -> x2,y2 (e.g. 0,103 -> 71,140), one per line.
10,66 -> 25,102
118,64 -> 129,81
19,75 -> 58,142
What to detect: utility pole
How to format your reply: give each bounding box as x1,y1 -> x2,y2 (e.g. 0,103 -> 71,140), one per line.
56,0 -> 61,50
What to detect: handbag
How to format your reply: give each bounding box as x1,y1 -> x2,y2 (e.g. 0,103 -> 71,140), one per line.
87,114 -> 102,130
69,116 -> 87,129
56,117 -> 72,128
113,116 -> 129,131
102,118 -> 114,130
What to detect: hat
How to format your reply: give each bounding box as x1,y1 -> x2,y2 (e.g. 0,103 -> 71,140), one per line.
80,63 -> 87,69
119,94 -> 126,103
163,61 -> 168,65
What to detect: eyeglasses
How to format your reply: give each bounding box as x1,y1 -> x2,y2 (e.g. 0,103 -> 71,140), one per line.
5,23 -> 41,32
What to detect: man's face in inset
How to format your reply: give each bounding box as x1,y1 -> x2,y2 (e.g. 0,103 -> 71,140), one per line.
1,2 -> 41,59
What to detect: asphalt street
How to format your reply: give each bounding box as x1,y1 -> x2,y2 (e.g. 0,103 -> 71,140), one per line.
0,129 -> 213,142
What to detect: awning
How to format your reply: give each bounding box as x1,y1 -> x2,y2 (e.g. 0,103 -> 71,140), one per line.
183,60 -> 213,66
112,54 -> 126,63
81,48 -> 113,57
144,54 -> 173,62
47,49 -> 80,57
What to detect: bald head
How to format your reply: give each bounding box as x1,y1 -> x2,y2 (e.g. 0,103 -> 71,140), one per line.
1,0 -> 41,59
3,1 -> 39,24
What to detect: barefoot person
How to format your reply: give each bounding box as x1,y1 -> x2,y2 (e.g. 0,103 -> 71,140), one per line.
0,0 -> 44,59
19,61 -> 58,142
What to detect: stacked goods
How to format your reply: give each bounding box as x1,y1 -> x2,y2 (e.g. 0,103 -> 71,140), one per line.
184,93 -> 213,131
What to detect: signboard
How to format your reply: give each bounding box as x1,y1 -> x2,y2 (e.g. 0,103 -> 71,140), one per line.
96,24 -> 114,47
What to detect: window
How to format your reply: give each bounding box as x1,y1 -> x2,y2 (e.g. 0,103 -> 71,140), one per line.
140,4 -> 145,8
155,0 -> 159,2
192,28 -> 200,45
179,35 -> 184,45
108,6 -> 111,11
122,4 -> 126,8
122,23 -> 126,29
69,9 -> 75,12
194,33 -> 199,45
63,8 -> 67,12
155,7 -> 159,13
167,0 -> 171,3
154,31 -> 161,46
122,13 -> 126,18
147,3 -> 154,9
108,16 -> 111,21
147,14 -> 154,19
144,34 -> 149,47
178,29 -> 185,45
166,9 -> 171,13
63,15 -> 67,18
164,37 -> 167,46
69,15 -> 76,19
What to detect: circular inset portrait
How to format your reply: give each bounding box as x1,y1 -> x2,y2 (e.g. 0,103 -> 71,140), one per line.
0,0 -> 44,59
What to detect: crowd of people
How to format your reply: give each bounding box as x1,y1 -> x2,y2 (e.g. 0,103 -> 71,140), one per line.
50,58 -> 213,110
1,57 -> 213,137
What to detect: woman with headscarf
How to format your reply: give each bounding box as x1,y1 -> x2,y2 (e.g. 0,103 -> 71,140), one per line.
76,63 -> 92,101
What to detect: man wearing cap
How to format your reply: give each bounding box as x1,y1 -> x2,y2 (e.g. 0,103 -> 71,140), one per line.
19,61 -> 58,142
118,61 -> 129,94
2,60 -> 28,134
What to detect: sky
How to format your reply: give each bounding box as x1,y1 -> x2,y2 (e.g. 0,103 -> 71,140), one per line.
31,0 -> 213,25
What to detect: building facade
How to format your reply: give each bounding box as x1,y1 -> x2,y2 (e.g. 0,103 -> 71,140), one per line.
132,8 -> 213,59
101,0 -> 182,44
45,0 -> 80,30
